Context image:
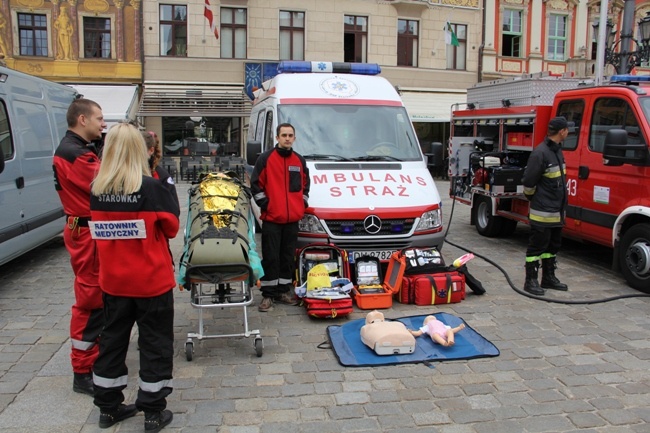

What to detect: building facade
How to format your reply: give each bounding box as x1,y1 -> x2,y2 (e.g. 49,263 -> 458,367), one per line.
3,0 -> 650,155
139,0 -> 483,157
482,0 -> 650,81
0,0 -> 142,126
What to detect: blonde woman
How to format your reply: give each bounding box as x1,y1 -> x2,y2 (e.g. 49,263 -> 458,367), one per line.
89,123 -> 179,432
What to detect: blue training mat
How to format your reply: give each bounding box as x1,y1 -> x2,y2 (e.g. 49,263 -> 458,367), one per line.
326,312 -> 499,367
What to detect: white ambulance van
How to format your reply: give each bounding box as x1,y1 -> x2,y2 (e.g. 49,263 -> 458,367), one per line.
246,61 -> 444,261
0,66 -> 77,266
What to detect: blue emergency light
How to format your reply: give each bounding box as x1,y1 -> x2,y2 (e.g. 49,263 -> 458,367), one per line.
610,75 -> 650,83
277,61 -> 381,75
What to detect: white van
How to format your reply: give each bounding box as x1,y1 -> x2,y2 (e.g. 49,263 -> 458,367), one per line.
0,66 -> 77,266
246,62 -> 444,261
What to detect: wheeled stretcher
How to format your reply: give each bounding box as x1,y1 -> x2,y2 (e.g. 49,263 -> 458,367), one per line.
178,172 -> 263,360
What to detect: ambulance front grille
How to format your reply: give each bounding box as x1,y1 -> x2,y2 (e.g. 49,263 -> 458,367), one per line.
324,219 -> 414,237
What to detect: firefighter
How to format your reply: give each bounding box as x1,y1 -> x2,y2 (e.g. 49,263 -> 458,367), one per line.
522,116 -> 570,295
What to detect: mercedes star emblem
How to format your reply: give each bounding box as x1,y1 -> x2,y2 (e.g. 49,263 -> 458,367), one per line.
363,215 -> 382,234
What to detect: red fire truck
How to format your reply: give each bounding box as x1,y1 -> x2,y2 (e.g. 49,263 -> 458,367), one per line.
449,72 -> 650,292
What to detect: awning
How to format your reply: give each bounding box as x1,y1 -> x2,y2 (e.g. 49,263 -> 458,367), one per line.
399,88 -> 467,122
138,82 -> 252,117
67,84 -> 140,131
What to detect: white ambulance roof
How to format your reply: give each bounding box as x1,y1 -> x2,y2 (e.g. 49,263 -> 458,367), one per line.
255,73 -> 403,106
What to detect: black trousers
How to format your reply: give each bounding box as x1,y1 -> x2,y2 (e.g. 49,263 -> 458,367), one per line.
260,221 -> 299,297
526,225 -> 562,259
93,290 -> 174,413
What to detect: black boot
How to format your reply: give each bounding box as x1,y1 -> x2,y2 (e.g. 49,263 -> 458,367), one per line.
72,372 -> 94,396
524,261 -> 545,295
99,404 -> 139,428
145,409 -> 173,432
541,258 -> 568,291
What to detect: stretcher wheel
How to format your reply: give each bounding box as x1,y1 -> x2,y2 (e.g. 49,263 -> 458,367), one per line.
185,341 -> 194,361
254,337 -> 263,357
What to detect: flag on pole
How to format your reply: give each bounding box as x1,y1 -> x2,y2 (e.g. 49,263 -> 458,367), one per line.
204,0 -> 219,39
444,21 -> 459,47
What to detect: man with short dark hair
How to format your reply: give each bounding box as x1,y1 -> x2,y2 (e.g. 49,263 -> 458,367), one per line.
521,116 -> 570,296
251,123 -> 310,312
53,98 -> 107,395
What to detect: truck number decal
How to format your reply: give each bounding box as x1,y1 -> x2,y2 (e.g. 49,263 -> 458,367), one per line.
566,178 -> 577,197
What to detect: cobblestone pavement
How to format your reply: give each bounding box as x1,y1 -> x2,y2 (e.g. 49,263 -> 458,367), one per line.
0,179 -> 649,433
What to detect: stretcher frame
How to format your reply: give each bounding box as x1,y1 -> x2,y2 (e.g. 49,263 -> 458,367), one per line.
184,262 -> 262,361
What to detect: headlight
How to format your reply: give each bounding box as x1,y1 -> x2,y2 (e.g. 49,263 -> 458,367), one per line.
299,214 -> 327,234
415,209 -> 442,231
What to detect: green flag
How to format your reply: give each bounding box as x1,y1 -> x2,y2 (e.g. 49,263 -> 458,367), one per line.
444,21 -> 460,47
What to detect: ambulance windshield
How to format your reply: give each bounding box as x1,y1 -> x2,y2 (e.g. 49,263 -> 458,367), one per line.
278,105 -> 422,161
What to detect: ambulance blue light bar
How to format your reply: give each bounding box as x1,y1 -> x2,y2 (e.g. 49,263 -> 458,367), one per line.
277,61 -> 381,75
610,75 -> 650,83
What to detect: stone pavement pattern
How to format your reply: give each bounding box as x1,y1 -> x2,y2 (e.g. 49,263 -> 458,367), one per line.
0,180 -> 649,433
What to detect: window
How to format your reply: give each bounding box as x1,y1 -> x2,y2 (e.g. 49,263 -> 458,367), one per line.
221,8 -> 247,59
446,23 -> 467,70
0,101 -> 13,161
83,17 -> 111,58
280,11 -> 304,61
15,101 -> 53,159
161,117 -> 241,157
263,111 -> 274,151
590,98 -> 645,153
548,14 -> 566,60
397,19 -> 418,67
591,28 -> 599,60
159,4 -> 187,57
556,100 -> 584,151
18,13 -> 48,57
502,9 -> 522,57
344,15 -> 367,63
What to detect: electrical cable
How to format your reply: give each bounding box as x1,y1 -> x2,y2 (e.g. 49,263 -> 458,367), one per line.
444,180 -> 650,304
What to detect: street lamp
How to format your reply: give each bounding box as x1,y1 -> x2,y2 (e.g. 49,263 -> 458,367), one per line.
593,12 -> 650,74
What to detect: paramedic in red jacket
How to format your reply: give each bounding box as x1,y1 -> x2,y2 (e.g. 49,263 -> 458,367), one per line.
250,123 -> 310,312
52,98 -> 106,396
90,123 -> 179,431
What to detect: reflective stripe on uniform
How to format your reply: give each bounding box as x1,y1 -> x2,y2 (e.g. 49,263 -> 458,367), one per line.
71,339 -> 96,351
543,166 -> 563,178
523,186 -> 536,195
260,279 -> 278,287
93,373 -> 128,389
140,378 -> 173,393
525,255 -> 541,262
540,253 -> 556,259
278,278 -> 292,285
529,209 -> 562,223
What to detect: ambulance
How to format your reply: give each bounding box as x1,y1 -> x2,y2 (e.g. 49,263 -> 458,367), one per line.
246,61 -> 444,262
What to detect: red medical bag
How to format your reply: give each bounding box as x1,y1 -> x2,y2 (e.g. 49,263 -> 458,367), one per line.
399,272 -> 466,305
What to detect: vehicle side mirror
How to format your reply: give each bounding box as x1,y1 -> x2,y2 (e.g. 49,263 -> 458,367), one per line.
246,140 -> 261,166
603,129 -> 650,166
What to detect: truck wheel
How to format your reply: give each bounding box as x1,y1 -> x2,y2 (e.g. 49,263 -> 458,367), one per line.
473,195 -> 503,237
619,223 -> 650,293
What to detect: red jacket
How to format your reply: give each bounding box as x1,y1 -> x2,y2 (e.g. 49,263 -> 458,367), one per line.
53,130 -> 100,217
89,176 -> 180,298
250,146 -> 310,224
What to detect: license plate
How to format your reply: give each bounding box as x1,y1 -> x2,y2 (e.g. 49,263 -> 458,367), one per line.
351,250 -> 395,261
